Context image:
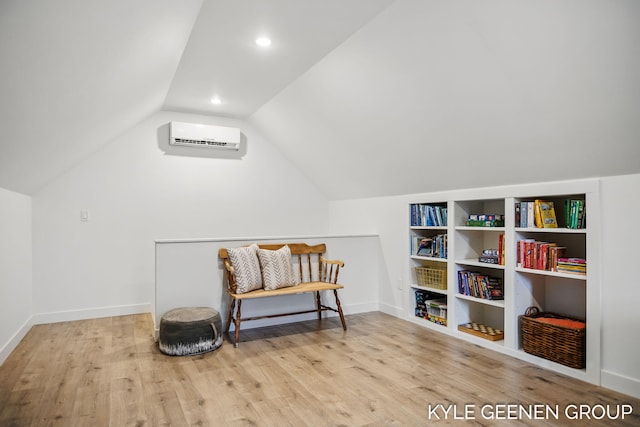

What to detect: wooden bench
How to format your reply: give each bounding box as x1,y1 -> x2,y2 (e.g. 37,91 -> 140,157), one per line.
218,243 -> 347,347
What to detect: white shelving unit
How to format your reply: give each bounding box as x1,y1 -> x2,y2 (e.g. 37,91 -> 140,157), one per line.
406,181 -> 601,385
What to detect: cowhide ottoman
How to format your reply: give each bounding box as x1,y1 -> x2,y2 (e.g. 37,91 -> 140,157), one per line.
159,307 -> 223,356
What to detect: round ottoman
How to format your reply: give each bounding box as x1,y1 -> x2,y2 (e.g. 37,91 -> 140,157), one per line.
159,307 -> 223,356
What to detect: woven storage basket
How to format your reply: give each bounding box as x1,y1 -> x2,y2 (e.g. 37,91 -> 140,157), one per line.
520,307 -> 586,369
415,267 -> 447,290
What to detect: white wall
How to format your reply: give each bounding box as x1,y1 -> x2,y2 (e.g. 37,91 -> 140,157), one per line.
155,235 -> 380,334
328,174 -> 640,398
31,110 -> 330,321
0,187 -> 32,364
328,196 -> 407,316
600,174 -> 640,397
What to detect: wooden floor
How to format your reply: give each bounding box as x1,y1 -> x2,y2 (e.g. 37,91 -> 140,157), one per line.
0,312 -> 638,426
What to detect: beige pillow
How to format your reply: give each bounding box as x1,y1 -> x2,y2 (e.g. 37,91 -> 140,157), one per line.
226,244 -> 263,294
258,245 -> 299,290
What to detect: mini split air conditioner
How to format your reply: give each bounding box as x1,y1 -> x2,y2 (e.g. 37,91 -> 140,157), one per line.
169,121 -> 240,150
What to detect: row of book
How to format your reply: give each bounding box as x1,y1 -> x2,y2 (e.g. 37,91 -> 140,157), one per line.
411,234 -> 447,259
516,239 -> 586,274
565,199 -> 586,229
515,199 -> 586,229
515,200 -> 558,228
410,204 -> 448,227
457,270 -> 504,300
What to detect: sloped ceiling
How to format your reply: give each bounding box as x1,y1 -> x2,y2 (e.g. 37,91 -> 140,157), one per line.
250,0 -> 640,200
2,0 -> 639,200
0,0 -> 394,195
164,0 -> 394,117
0,0 -> 203,195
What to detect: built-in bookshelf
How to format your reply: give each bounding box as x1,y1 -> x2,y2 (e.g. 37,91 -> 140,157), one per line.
409,202 -> 448,330
406,182 -> 600,385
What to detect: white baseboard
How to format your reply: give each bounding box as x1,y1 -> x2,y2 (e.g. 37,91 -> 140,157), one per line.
31,303 -> 152,325
601,369 -> 640,400
0,317 -> 34,366
378,302 -> 403,318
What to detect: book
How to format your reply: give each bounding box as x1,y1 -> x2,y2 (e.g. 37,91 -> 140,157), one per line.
549,246 -> 567,272
527,203 -> 535,228
416,238 -> 433,256
537,200 -> 558,228
534,200 -> 543,228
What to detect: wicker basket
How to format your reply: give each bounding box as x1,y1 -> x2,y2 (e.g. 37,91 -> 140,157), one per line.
520,307 -> 586,369
415,267 -> 447,290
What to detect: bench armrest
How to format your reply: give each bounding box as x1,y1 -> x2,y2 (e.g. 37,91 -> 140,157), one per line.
222,259 -> 238,293
320,256 -> 344,284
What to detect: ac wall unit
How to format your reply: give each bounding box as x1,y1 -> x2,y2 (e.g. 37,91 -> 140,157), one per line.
169,121 -> 240,150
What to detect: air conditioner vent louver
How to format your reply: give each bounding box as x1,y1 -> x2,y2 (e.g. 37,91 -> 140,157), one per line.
169,122 -> 240,151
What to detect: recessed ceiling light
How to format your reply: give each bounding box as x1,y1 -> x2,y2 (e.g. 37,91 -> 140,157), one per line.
211,97 -> 222,105
255,37 -> 271,47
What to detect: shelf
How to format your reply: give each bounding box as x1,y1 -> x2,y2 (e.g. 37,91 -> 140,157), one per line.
455,259 -> 505,269
456,293 -> 505,308
515,227 -> 586,234
411,284 -> 447,295
410,225 -> 447,231
515,267 -> 587,281
410,315 -> 447,329
455,226 -> 505,232
410,255 -> 447,263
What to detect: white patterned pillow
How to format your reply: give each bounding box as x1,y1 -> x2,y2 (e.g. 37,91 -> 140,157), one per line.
257,245 -> 300,290
227,244 -> 263,294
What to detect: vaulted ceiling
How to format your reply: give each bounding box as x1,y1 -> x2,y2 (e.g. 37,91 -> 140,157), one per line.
2,0 -> 640,199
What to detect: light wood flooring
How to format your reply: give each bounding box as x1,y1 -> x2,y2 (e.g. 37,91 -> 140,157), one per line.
0,312 -> 638,426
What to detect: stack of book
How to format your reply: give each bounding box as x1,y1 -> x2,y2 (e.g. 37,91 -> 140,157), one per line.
478,234 -> 505,265
410,204 -> 447,226
457,271 -> 504,300
557,257 -> 587,275
479,249 -> 500,264
466,214 -> 504,227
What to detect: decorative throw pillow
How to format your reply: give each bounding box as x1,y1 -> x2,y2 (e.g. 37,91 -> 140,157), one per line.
226,244 -> 263,294
257,245 -> 300,290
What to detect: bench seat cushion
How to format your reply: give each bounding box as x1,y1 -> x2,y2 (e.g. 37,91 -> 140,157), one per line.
229,281 -> 343,300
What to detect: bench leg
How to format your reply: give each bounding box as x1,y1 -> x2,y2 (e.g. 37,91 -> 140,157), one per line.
225,299 -> 235,334
234,300 -> 242,348
333,290 -> 347,331
315,291 -> 322,321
